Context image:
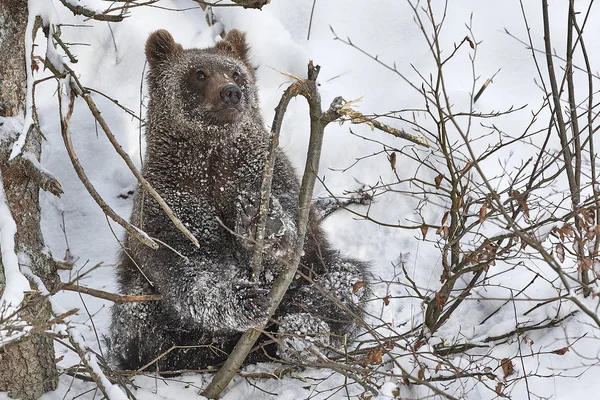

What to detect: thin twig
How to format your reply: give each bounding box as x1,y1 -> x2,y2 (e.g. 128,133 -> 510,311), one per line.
47,35 -> 199,248
57,0 -> 125,22
337,106 -> 430,148
59,283 -> 161,303
250,79 -> 302,279
57,83 -> 158,249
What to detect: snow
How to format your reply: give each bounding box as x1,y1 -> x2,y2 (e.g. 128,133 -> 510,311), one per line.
8,0 -> 60,160
0,169 -> 31,318
0,0 -> 599,399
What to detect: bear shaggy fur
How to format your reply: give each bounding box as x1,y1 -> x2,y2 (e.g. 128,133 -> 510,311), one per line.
109,29 -> 370,371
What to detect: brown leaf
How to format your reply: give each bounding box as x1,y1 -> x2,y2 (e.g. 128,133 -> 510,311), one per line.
437,225 -> 449,238
500,358 -> 514,378
435,362 -> 442,373
353,281 -> 368,293
495,382 -> 504,395
441,211 -> 450,226
561,223 -> 575,237
466,36 -> 475,49
383,295 -> 390,306
363,347 -> 383,366
434,174 -> 444,189
555,243 -> 565,263
511,190 -> 529,217
420,225 -> 428,240
417,368 -> 425,380
552,347 -> 569,355
479,203 -> 487,223
389,152 -> 396,170
456,195 -> 463,210
553,226 -> 565,242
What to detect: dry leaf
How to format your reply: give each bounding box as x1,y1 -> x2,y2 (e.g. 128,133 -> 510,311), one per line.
562,224 -> 574,236
383,295 -> 390,306
353,281 -> 368,293
435,362 -> 442,373
456,196 -> 463,210
552,347 -> 569,355
555,243 -> 565,263
363,347 -> 383,366
495,382 -> 504,395
500,358 -> 514,378
436,225 -> 449,238
479,203 -> 487,223
420,225 -> 428,240
466,36 -> 475,49
441,211 -> 450,226
434,174 -> 444,189
389,152 -> 396,170
417,368 -> 425,380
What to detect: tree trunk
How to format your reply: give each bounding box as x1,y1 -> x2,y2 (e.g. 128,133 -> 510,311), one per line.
0,1 -> 59,398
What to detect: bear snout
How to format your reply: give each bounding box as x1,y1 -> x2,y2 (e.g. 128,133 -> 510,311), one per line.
220,84 -> 242,105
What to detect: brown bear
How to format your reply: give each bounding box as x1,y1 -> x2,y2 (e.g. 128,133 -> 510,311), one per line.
108,29 -> 369,372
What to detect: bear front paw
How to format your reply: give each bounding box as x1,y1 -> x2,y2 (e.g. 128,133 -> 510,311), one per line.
276,312 -> 331,363
233,282 -> 271,330
235,195 -> 297,257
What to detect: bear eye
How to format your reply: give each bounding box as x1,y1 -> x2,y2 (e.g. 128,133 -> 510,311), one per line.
232,72 -> 240,82
196,70 -> 206,80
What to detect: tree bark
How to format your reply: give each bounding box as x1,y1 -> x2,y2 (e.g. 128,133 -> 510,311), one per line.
0,1 -> 59,398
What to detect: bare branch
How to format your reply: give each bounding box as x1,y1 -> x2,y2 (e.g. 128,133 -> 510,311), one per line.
57,0 -> 125,22
57,84 -> 158,249
59,282 -> 161,303
202,61 -> 336,399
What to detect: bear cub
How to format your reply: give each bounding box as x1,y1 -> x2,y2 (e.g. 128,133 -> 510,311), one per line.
109,29 -> 370,371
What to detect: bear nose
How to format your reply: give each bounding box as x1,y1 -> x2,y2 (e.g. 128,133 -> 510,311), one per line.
220,85 -> 242,105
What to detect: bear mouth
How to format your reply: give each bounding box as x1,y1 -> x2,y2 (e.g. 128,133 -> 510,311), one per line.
213,106 -> 242,124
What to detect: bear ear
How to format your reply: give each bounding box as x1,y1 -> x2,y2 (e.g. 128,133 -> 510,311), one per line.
146,30 -> 183,68
215,29 -> 251,65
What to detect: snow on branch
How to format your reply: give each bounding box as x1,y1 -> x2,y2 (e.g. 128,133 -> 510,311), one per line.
58,0 -> 125,22
23,268 -> 129,400
0,170 -> 31,317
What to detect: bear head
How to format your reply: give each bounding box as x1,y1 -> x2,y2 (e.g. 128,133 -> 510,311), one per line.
145,29 -> 257,127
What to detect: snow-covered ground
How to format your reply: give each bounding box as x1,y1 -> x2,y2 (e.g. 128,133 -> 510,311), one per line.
1,0 -> 599,399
